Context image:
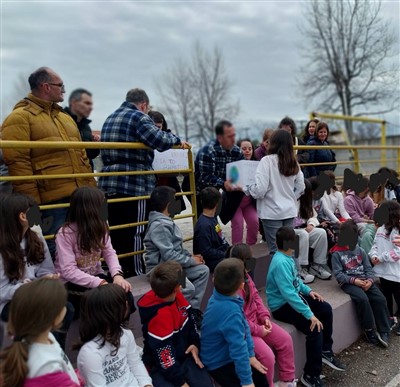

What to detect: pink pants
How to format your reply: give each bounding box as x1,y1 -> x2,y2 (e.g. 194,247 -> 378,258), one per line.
231,196 -> 258,245
253,322 -> 295,386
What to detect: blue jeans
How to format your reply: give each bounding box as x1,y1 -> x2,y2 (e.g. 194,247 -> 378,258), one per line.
261,218 -> 294,255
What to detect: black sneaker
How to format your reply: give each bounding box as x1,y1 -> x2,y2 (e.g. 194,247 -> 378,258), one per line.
364,329 -> 379,345
321,352 -> 346,371
376,331 -> 389,348
300,374 -> 325,387
395,322 -> 400,336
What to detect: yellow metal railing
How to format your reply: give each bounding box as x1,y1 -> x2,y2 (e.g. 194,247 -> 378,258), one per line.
0,140 -> 198,257
309,112 -> 388,167
1,140 -> 398,258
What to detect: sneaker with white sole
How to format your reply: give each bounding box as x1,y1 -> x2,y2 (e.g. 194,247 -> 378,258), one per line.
376,331 -> 389,348
321,352 -> 346,371
300,374 -> 325,387
309,264 -> 332,280
299,267 -> 315,284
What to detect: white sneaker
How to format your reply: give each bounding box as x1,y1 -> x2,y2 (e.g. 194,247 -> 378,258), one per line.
310,264 -> 332,280
300,267 -> 315,284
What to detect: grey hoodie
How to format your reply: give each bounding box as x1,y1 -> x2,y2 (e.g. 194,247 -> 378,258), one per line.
144,211 -> 196,273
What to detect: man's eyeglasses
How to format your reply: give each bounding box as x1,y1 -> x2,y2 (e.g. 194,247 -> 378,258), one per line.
47,82 -> 65,90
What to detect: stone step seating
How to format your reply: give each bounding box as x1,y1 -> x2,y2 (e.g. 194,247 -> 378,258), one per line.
118,243 -> 361,379
60,242 -> 366,379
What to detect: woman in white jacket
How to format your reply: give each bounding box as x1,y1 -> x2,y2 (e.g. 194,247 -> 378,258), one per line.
294,179 -> 331,283
244,130 -> 305,255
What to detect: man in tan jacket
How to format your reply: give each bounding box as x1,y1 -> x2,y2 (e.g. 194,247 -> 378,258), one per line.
1,67 -> 96,254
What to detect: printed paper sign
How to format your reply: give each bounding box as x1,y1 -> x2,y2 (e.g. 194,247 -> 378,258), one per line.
226,160 -> 259,187
152,149 -> 189,171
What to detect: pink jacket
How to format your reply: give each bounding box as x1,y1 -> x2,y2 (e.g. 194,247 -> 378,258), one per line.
24,371 -> 84,387
55,223 -> 122,288
238,273 -> 271,337
344,190 -> 375,223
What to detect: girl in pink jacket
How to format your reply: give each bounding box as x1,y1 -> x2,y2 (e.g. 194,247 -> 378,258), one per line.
227,244 -> 296,387
55,187 -> 133,317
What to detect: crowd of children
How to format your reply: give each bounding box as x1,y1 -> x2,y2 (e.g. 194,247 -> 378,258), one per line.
1,122 -> 400,386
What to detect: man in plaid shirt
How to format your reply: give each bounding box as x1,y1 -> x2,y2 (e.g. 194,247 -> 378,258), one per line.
194,120 -> 244,217
99,88 -> 187,276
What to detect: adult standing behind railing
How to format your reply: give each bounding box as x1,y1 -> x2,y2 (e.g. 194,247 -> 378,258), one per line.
306,122 -> 337,178
98,88 -> 188,277
1,67 -> 96,256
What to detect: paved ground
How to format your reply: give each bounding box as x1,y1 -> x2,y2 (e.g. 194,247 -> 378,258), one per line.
177,199 -> 400,387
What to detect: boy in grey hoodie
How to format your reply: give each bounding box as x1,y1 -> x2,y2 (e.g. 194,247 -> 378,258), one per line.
144,186 -> 209,311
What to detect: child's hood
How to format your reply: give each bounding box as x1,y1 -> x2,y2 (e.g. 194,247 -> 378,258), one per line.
148,210 -> 173,225
345,190 -> 368,203
137,290 -> 175,325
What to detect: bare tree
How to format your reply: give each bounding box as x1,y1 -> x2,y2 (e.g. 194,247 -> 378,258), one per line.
155,42 -> 239,146
354,122 -> 381,140
298,0 -> 399,143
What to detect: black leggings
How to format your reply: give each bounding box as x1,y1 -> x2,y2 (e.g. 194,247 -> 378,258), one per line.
379,277 -> 400,317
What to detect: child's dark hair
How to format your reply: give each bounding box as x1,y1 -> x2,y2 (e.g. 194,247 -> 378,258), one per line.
213,258 -> 244,296
0,278 -> 67,387
0,193 -> 45,281
150,186 -> 176,213
299,179 -> 314,220
309,176 -> 319,192
339,219 -> 358,235
200,187 -> 221,210
268,129 -> 299,176
63,186 -> 108,254
380,200 -> 400,234
148,110 -> 169,132
276,227 -> 296,250
337,219 -> 359,248
225,244 -> 252,302
323,170 -> 337,191
150,261 -> 182,298
78,284 -> 127,356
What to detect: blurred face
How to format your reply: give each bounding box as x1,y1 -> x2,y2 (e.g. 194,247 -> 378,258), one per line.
70,93 -> 93,119
317,128 -> 328,142
154,122 -> 163,129
217,125 -> 236,151
240,141 -> 253,160
308,122 -> 317,136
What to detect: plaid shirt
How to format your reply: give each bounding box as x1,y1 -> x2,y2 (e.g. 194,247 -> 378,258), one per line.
98,101 -> 181,196
195,140 -> 244,192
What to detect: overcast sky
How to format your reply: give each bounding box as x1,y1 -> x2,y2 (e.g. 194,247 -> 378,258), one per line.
1,0 -> 399,138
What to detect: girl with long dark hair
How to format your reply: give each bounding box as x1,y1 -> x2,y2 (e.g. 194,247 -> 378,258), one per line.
77,284 -> 152,386
243,129 -> 305,254
0,193 -> 57,322
55,186 -> 133,317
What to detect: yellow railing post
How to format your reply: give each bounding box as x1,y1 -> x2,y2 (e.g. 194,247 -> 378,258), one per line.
381,121 -> 387,167
187,148 -> 198,224
352,149 -> 360,174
